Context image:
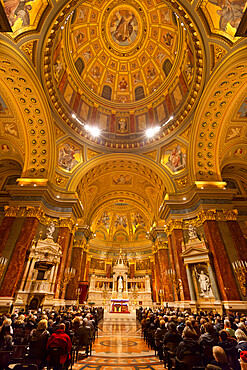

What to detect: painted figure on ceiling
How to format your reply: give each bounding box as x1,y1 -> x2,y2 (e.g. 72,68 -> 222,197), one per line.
208,0 -> 246,30
112,10 -> 134,43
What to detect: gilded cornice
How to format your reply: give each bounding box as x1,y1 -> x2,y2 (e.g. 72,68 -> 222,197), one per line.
4,206 -> 20,217
26,206 -> 44,220
197,209 -> 238,224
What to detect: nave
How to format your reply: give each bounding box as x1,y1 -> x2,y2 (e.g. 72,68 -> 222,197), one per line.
73,318 -> 164,370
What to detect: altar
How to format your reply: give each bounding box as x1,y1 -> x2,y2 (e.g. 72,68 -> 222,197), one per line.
110,299 -> 129,313
87,247 -> 152,310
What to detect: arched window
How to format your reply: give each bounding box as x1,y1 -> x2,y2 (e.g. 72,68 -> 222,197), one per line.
135,86 -> 145,101
101,85 -> 112,101
163,59 -> 172,77
75,57 -> 84,76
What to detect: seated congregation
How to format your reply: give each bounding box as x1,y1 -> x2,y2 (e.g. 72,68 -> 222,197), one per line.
138,308 -> 247,370
0,307 -> 103,370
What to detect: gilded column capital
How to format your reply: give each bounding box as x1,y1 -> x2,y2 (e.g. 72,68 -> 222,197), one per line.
59,218 -> 75,232
129,259 -> 135,265
165,219 -> 183,236
149,256 -> 154,263
157,241 -> 168,250
222,209 -> 238,221
4,206 -> 20,217
197,210 -> 217,224
26,206 -> 44,219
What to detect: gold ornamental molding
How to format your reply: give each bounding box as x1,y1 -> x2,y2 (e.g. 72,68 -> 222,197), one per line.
59,218 -> 75,232
197,209 -> 238,224
4,206 -> 20,218
26,206 -> 44,220
165,219 -> 183,236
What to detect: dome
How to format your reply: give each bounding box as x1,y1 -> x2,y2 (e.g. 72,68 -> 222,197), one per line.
44,0 -> 204,148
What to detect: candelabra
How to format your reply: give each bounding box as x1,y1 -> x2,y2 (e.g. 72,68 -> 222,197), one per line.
60,267 -> 76,294
77,286 -> 83,305
232,260 -> 247,296
0,257 -> 8,280
158,289 -> 164,304
165,268 -> 182,300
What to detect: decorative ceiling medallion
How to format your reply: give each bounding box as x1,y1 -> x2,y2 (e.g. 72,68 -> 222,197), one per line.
102,0 -> 147,57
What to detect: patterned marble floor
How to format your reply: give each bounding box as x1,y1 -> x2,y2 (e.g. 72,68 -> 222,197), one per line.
73,317 -> 165,370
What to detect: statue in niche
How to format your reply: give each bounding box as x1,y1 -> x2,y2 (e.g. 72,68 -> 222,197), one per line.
194,267 -> 213,298
118,276 -> 123,292
188,224 -> 197,239
46,222 -> 55,239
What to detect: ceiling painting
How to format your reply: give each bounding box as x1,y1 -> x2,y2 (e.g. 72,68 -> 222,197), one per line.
1,0 -> 50,38
235,96 -> 247,118
44,0 -> 205,147
58,141 -> 83,172
198,0 -> 247,42
160,142 -> 187,173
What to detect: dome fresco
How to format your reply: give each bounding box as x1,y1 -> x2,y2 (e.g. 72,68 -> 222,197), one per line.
45,0 -> 204,147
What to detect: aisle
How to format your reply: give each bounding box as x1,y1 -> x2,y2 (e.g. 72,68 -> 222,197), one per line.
73,317 -> 165,370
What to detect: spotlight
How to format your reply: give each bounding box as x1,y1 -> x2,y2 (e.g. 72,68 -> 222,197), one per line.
146,126 -> 160,138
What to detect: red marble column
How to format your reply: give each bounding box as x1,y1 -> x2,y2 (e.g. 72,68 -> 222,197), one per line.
167,234 -> 176,300
79,250 -> 87,281
54,222 -> 73,299
129,262 -> 135,278
84,257 -> 91,282
150,259 -> 156,302
106,261 -> 112,278
61,231 -> 75,300
154,252 -> 161,301
170,229 -> 190,301
203,220 -> 240,301
158,247 -> 173,302
66,245 -> 83,301
0,206 -> 20,255
227,221 -> 247,261
0,214 -> 39,297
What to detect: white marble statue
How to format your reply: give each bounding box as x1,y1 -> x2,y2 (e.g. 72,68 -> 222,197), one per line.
118,276 -> 123,292
46,222 -> 55,239
195,268 -> 211,297
188,224 -> 197,239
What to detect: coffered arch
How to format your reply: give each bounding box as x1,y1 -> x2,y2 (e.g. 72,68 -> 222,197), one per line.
0,42 -> 55,181
190,46 -> 247,183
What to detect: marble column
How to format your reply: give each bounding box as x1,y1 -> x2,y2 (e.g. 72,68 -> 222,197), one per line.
106,260 -> 112,278
203,220 -> 240,301
0,206 -> 19,255
167,235 -> 176,300
66,244 -> 83,301
84,256 -> 91,282
150,258 -> 156,302
129,261 -> 135,279
80,249 -> 87,281
227,221 -> 247,261
0,207 -> 42,297
185,265 -> 196,301
158,246 -> 173,302
207,262 -> 221,301
170,228 -> 190,301
60,228 -> 75,300
154,252 -> 161,302
54,219 -> 74,299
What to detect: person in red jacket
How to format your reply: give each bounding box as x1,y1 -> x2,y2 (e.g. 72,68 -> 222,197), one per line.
46,323 -> 72,369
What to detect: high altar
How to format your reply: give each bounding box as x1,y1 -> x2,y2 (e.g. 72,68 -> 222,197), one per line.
87,248 -> 152,311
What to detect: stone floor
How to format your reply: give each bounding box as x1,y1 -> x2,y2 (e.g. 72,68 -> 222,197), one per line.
73,317 -> 165,370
